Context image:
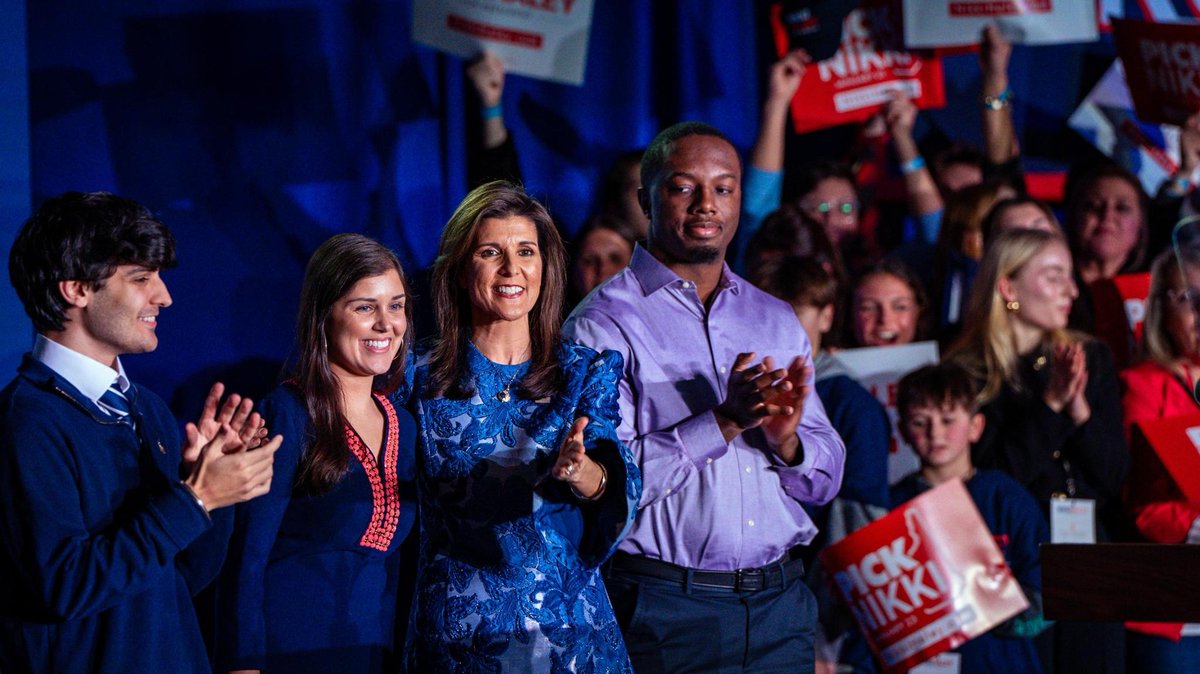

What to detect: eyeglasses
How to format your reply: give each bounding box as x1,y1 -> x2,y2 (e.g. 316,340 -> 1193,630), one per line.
801,200 -> 858,217
1167,288 -> 1200,313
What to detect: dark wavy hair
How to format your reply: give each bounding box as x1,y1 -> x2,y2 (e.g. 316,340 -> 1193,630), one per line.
424,181 -> 567,400
744,204 -> 846,284
9,191 -> 177,333
897,361 -> 980,417
291,233 -> 411,493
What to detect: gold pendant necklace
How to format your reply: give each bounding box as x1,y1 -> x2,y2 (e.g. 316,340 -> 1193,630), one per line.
473,341 -> 530,403
496,369 -> 519,403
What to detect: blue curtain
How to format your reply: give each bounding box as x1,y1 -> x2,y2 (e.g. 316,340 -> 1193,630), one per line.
24,0 -> 1106,412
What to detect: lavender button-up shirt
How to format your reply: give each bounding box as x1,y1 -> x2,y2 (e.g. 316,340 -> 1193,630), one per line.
563,246 -> 845,571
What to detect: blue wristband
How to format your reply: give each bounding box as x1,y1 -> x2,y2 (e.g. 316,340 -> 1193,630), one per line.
482,104 -> 502,120
900,155 -> 926,175
982,88 -> 1014,111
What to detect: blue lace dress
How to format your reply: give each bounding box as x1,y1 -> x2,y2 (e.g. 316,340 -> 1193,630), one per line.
407,341 -> 640,673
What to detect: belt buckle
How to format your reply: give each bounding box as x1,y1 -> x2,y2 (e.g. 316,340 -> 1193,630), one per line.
734,567 -> 765,592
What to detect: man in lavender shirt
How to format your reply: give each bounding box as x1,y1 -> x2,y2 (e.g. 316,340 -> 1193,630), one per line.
563,121 -> 845,673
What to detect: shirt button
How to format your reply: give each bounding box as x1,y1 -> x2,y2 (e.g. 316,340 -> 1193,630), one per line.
1051,450 -> 1062,460
665,487 -> 672,495
748,519 -> 755,527
706,457 -> 713,465
745,466 -> 752,474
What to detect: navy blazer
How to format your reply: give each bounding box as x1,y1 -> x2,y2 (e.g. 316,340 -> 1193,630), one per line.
0,355 -> 230,673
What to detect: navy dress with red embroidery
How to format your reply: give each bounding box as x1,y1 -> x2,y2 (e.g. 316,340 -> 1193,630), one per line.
215,384 -> 416,672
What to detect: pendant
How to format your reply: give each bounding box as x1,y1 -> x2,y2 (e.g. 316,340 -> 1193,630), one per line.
496,388 -> 511,403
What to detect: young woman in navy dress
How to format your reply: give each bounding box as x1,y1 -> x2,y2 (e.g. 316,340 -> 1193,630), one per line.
216,233 -> 417,672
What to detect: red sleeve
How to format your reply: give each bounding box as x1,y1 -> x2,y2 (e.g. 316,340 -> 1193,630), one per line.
1120,364 -> 1200,543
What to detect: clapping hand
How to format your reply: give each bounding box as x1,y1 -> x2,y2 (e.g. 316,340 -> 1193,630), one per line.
182,382 -> 268,474
552,417 -> 606,500
1044,342 -> 1090,426
184,424 -> 280,511
716,353 -> 811,463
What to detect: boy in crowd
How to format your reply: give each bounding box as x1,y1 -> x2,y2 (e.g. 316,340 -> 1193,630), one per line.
881,362 -> 1049,673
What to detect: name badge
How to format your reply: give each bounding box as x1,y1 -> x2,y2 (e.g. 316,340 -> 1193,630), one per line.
911,652 -> 961,674
1050,497 -> 1096,543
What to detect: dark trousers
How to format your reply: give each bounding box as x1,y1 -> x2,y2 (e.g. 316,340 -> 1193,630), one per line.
605,560 -> 816,673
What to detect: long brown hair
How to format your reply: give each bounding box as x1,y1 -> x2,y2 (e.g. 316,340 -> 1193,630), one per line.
292,233 -> 412,492
425,181 -> 567,400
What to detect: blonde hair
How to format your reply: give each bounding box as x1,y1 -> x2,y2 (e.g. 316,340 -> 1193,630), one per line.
1142,249 -> 1187,366
948,228 -> 1078,402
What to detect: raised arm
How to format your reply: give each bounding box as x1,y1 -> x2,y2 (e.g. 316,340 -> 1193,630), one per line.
465,51 -> 522,187
735,50 -> 811,266
884,90 -> 943,219
980,24 -> 1019,167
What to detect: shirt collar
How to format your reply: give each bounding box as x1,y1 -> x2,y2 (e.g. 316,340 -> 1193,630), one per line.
32,334 -> 129,406
628,244 -> 741,297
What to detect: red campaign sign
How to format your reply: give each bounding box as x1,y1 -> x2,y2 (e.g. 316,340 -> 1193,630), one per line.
771,1 -> 945,134
1089,272 -> 1151,371
1113,18 -> 1200,126
1133,413 -> 1200,509
819,480 -> 1028,673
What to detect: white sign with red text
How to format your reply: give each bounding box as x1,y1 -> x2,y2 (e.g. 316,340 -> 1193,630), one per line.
829,341 -> 939,485
412,0 -> 594,86
903,0 -> 1097,48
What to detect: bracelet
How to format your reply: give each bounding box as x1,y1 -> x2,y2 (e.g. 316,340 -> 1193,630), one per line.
572,462 -> 607,502
1170,174 -> 1193,194
482,103 -> 503,120
180,481 -> 209,515
982,88 -> 1014,111
900,155 -> 926,175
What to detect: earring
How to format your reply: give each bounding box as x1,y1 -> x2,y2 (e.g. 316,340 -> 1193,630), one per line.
1005,300 -> 1020,312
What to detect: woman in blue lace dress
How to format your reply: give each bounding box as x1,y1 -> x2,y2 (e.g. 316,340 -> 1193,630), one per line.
407,181 -> 640,672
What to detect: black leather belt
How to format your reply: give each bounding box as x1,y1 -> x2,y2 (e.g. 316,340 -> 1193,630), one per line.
609,551 -> 804,592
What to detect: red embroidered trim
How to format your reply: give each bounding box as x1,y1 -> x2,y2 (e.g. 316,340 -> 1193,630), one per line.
343,393 -> 402,551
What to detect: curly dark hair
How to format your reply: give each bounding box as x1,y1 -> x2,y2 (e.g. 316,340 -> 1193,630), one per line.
9,191 -> 177,333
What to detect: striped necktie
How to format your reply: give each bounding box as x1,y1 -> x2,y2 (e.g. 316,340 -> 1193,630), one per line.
98,383 -> 134,427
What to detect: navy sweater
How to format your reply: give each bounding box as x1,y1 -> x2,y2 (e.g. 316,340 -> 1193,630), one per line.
0,356 -> 227,673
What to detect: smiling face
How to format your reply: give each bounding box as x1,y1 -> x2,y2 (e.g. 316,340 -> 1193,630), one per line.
901,402 -> 983,478
464,216 -> 543,328
852,272 -> 919,347
66,264 -> 172,368
326,269 -> 407,381
1001,239 -> 1079,339
799,176 -> 859,246
1075,176 -> 1143,274
644,134 -> 741,267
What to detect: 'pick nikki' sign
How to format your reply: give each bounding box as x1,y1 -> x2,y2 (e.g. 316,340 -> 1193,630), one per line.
820,480 -> 1028,673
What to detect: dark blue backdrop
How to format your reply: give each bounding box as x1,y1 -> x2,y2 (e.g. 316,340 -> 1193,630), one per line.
10,0 -> 1118,414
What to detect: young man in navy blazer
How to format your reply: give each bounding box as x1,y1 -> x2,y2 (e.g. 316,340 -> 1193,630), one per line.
0,191 -> 280,673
